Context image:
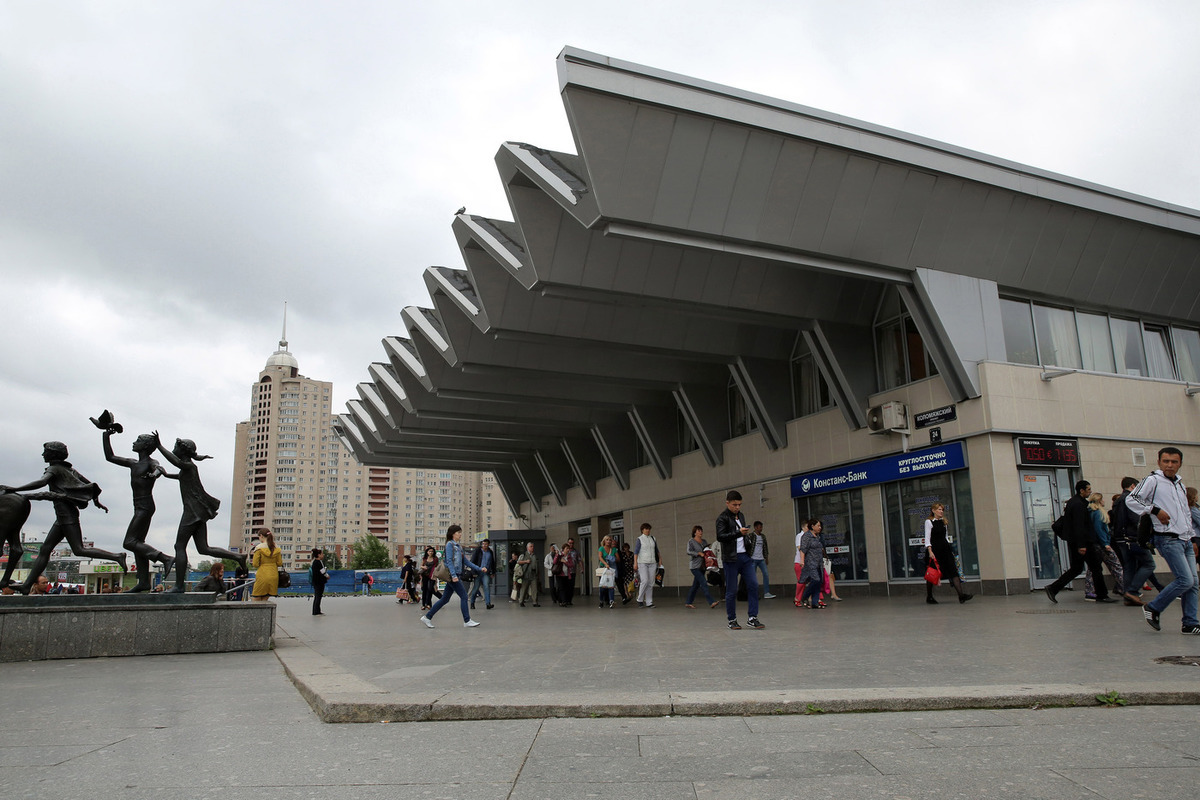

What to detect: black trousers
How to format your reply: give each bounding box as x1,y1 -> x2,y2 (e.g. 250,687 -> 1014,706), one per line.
312,581 -> 325,614
1048,545 -> 1109,598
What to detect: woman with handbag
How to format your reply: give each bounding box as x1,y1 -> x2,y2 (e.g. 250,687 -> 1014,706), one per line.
797,519 -> 825,609
597,535 -> 618,608
251,528 -> 283,602
419,545 -> 442,612
925,503 -> 973,605
420,525 -> 483,628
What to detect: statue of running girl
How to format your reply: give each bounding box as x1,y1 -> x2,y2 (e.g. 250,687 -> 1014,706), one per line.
155,435 -> 247,593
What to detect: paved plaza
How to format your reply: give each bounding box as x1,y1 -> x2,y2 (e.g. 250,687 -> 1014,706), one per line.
3,591 -> 1200,799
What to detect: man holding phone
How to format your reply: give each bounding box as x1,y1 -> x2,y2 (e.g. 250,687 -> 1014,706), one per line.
716,490 -> 764,630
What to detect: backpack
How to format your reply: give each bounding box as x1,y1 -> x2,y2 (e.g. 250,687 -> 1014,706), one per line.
1051,514 -> 1067,541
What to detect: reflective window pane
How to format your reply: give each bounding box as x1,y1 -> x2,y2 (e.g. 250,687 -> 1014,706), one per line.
876,320 -> 905,389
1111,318 -> 1146,376
1000,299 -> 1038,365
1144,326 -> 1175,379
1172,328 -> 1200,383
1032,305 -> 1081,368
1077,312 -> 1115,373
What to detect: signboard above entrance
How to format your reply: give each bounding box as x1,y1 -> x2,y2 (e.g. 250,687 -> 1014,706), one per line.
790,442 -> 968,498
1015,437 -> 1080,468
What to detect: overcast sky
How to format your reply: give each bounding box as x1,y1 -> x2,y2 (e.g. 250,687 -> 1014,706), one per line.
2,0 -> 1198,561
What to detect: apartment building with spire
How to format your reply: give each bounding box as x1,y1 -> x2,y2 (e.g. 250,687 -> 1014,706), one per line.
228,320 -> 517,571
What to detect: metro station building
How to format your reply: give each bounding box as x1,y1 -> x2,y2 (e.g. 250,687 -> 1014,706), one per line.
336,49 -> 1200,598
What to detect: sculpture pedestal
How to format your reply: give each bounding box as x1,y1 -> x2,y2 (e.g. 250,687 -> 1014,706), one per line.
0,593 -> 275,662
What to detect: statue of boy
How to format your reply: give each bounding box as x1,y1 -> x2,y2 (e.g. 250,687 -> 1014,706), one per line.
101,423 -> 177,591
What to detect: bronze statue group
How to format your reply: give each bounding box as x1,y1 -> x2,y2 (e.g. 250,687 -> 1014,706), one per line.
0,411 -> 245,595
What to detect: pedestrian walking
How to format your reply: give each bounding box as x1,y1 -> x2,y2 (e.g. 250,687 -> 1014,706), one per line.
716,490 -> 763,629
1125,447 -> 1200,633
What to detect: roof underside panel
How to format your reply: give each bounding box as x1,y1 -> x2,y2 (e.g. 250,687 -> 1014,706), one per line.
343,48 -> 1200,511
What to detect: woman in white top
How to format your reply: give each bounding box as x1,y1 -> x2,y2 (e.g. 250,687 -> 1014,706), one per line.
794,520 -> 810,606
633,523 -> 660,607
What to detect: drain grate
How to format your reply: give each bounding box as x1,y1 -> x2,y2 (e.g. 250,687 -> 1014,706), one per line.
1016,609 -> 1076,614
1155,655 -> 1200,667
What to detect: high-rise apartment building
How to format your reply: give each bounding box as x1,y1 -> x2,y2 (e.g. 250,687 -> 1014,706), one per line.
229,331 -> 517,571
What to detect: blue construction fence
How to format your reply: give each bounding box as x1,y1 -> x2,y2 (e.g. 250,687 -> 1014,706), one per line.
185,569 -> 406,596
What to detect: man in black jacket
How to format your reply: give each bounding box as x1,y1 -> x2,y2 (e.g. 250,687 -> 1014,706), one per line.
1112,476 -> 1160,605
1046,480 -> 1115,603
716,490 -> 764,629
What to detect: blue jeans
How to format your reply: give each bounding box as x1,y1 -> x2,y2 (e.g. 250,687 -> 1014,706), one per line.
1147,536 -> 1199,627
752,559 -> 770,594
723,554 -> 759,621
427,577 -> 472,622
470,573 -> 492,605
1123,543 -> 1160,594
686,567 -> 715,605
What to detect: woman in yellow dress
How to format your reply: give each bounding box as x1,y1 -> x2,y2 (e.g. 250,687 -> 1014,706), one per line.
251,529 -> 283,601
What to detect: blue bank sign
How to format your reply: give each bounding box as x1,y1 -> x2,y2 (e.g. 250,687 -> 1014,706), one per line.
791,442 -> 967,498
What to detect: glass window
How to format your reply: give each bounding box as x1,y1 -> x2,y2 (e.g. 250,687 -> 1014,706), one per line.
1144,325 -> 1175,379
1172,328 -> 1200,383
795,490 -> 868,582
677,409 -> 698,454
727,377 -> 757,437
876,319 -> 905,389
791,344 -> 832,418
1076,312 -> 1115,373
884,470 -> 978,580
1032,305 -> 1081,369
905,317 -> 930,381
1111,318 -> 1146,376
999,299 -> 1038,365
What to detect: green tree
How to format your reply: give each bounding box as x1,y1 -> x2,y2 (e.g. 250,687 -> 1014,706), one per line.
327,550 -> 343,570
349,534 -> 392,569
195,558 -> 240,574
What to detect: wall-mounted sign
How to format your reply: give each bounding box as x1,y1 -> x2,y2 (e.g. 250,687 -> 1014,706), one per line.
914,405 -> 956,429
791,442 -> 968,498
1015,437 -> 1081,468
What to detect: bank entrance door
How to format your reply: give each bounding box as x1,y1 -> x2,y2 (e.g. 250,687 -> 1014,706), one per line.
1020,469 -> 1073,589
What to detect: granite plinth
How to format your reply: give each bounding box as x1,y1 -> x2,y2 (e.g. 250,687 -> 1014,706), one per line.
0,595 -> 274,662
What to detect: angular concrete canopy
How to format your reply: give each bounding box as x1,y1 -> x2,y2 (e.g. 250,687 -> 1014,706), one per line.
338,47 -> 1200,514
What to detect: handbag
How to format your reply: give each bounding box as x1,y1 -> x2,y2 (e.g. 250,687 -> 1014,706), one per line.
599,568 -> 616,588
433,561 -> 451,583
277,568 -> 291,589
925,555 -> 941,586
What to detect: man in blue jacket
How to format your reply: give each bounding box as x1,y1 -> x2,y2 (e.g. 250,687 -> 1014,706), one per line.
469,538 -> 495,610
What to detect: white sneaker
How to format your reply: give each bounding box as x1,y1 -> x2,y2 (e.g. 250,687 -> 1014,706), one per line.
464,619 -> 480,627
419,615 -> 434,629
763,593 -> 777,599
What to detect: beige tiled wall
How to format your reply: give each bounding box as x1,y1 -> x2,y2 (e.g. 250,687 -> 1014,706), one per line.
530,361 -> 1200,590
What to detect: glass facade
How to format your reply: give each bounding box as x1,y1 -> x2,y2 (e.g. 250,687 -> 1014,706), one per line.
1002,297 -> 1200,383
883,470 -> 978,580
794,490 -> 868,582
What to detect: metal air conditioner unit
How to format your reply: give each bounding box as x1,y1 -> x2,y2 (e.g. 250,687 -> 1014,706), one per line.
866,401 -> 909,434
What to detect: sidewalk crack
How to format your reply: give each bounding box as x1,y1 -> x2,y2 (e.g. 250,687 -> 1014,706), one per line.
506,719 -> 544,799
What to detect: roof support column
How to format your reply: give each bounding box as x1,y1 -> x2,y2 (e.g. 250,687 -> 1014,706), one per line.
901,268 -> 1005,400
803,323 -> 873,429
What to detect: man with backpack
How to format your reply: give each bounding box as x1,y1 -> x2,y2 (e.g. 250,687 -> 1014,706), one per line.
1046,480 -> 1115,604
1125,446 -> 1200,634
1112,476 -> 1158,605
